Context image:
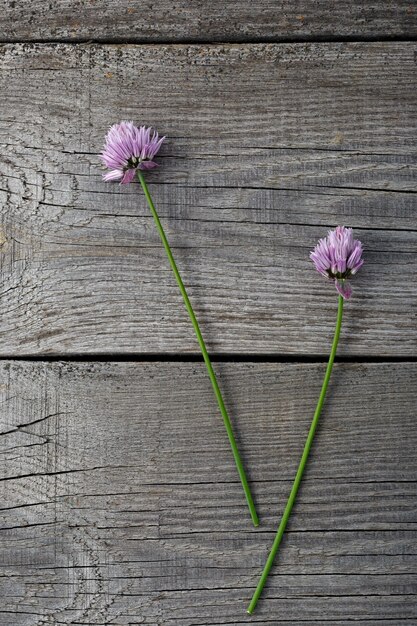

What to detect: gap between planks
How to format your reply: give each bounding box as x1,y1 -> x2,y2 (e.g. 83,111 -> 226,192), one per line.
1,36 -> 417,46
0,354 -> 415,363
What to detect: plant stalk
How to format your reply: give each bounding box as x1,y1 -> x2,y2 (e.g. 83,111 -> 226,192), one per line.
137,170 -> 259,527
247,295 -> 344,612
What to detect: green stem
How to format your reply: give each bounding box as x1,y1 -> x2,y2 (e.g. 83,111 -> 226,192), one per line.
137,170 -> 259,527
247,295 -> 344,613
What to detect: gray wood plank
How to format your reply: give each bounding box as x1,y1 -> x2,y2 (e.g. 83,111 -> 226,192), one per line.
0,43 -> 416,356
0,361 -> 416,624
1,1 -> 417,42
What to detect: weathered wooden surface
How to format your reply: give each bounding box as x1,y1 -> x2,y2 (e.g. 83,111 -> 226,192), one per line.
0,360 -> 416,625
0,43 -> 416,356
1,10 -> 416,624
2,1 -> 417,42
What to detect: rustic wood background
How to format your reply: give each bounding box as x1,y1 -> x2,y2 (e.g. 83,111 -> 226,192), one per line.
0,3 -> 416,625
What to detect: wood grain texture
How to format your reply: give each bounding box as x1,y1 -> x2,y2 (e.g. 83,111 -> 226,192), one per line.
0,42 -> 416,356
1,0 -> 417,42
0,360 -> 416,625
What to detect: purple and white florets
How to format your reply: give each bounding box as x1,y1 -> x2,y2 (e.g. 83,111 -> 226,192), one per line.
310,226 -> 364,299
101,121 -> 165,184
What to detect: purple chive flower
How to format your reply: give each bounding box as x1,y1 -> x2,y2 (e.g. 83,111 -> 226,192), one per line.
101,121 -> 165,184
310,226 -> 364,299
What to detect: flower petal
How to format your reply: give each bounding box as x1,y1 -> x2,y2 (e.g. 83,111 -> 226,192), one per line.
121,168 -> 136,184
138,161 -> 158,170
335,278 -> 352,299
103,169 -> 123,182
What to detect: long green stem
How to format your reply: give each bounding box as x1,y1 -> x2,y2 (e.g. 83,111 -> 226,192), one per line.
247,295 -> 344,612
137,170 -> 259,527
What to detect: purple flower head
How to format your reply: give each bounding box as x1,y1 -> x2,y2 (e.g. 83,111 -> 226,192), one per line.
310,226 -> 364,299
101,121 -> 165,184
